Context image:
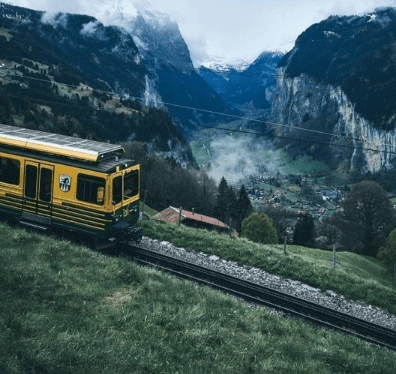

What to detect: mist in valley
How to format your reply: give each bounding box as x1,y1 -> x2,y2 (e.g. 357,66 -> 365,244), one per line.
204,134 -> 282,185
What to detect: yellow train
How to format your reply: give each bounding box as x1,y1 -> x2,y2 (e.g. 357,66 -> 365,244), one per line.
0,124 -> 142,246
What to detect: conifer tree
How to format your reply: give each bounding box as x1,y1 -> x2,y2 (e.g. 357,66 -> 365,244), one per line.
214,177 -> 229,223
293,213 -> 316,248
235,184 -> 253,233
226,185 -> 238,226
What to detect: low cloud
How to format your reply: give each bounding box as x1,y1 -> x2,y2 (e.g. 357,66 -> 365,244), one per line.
80,20 -> 101,36
206,135 -> 281,185
41,11 -> 68,28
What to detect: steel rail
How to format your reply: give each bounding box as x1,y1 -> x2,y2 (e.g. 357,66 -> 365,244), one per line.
125,244 -> 396,351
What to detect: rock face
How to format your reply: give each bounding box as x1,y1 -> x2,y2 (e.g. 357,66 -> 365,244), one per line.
125,9 -> 194,70
121,8 -> 231,132
271,7 -> 396,172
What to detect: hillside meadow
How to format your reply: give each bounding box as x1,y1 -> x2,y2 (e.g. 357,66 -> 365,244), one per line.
139,219 -> 396,315
0,221 -> 395,373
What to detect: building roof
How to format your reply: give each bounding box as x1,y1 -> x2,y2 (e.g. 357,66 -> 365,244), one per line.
153,206 -> 229,229
0,124 -> 124,162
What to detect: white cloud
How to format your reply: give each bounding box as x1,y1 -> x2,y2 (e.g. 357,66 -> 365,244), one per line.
80,20 -> 100,36
206,135 -> 280,185
41,11 -> 68,28
8,0 -> 396,65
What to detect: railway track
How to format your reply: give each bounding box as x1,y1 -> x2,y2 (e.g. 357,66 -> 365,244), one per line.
125,244 -> 396,351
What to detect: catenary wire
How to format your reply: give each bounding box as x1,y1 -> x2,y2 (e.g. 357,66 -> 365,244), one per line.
1,67 -> 396,155
0,68 -> 378,142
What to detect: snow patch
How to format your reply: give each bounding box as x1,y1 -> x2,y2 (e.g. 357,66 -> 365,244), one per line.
367,14 -> 377,22
324,31 -> 341,38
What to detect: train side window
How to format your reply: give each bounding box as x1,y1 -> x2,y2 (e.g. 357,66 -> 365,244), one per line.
0,157 -> 20,185
112,176 -> 122,204
25,165 -> 37,198
39,168 -> 53,202
77,174 -> 106,205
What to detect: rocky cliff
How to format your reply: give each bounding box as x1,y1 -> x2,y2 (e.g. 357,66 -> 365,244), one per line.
121,8 -> 231,132
271,69 -> 396,172
271,7 -> 396,172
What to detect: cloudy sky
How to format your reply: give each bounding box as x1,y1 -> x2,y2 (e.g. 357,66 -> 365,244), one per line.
9,0 -> 396,66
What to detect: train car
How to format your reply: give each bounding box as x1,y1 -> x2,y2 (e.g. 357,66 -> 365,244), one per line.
0,124 -> 142,247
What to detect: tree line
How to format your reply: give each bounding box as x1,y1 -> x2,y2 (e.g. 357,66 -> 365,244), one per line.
123,145 -> 254,234
252,180 -> 396,274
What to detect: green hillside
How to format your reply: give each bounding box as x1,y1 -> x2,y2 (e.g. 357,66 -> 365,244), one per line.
1,222 -> 395,373
140,219 -> 396,315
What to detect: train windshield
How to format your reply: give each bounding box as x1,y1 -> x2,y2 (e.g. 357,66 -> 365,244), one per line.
112,169 -> 139,205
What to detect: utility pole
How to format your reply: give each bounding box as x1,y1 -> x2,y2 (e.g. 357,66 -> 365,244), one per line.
140,190 -> 147,220
394,263 -> 396,290
333,244 -> 336,269
283,231 -> 288,255
178,207 -> 182,226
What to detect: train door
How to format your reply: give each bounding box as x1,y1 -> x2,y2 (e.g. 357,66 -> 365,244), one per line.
22,161 -> 54,225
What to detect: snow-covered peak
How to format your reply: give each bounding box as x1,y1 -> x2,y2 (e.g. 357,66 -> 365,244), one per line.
201,51 -> 284,73
200,57 -> 253,73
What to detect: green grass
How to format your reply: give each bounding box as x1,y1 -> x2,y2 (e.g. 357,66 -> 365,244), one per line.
190,141 -> 214,166
139,219 -> 396,315
0,222 -> 395,373
279,154 -> 329,175
139,201 -> 158,217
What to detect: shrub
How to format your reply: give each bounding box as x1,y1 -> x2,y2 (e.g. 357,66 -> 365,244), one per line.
378,228 -> 396,274
241,213 -> 278,244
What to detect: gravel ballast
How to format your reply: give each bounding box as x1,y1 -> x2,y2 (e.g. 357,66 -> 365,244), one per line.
138,236 -> 396,331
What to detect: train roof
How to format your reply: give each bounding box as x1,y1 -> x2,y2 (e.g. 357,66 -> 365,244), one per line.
0,124 -> 124,162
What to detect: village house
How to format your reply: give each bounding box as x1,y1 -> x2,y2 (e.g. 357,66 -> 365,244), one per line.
153,206 -> 230,234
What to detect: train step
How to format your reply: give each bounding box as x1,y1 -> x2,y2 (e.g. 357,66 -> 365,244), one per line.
19,220 -> 48,231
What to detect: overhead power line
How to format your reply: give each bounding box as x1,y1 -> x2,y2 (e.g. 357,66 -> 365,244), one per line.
0,68 -> 374,142
1,67 -> 396,156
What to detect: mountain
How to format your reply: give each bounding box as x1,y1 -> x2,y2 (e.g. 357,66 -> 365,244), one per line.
270,7 -> 396,172
198,52 -> 283,111
0,4 -> 146,95
0,2 -> 195,163
119,8 -> 232,133
0,2 -> 232,139
125,9 -> 194,70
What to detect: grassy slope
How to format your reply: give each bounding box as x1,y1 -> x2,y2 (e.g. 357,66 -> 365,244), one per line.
139,201 -> 158,218
1,223 -> 395,373
139,220 -> 396,315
